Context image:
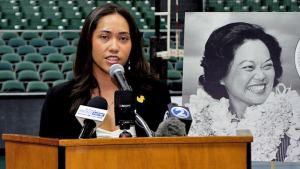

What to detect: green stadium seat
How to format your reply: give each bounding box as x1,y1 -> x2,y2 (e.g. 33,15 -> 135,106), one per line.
3,12 -> 23,20
1,32 -> 18,40
8,38 -> 26,48
0,61 -> 13,71
167,69 -> 182,80
23,25 -> 45,30
29,18 -> 48,27
41,32 -> 59,41
57,0 -> 75,6
0,46 -> 14,55
167,70 -> 182,91
175,61 -> 183,72
38,62 -> 60,73
143,32 -> 155,47
38,1 -> 56,7
39,46 -> 59,55
69,19 -> 85,29
10,19 -> 29,28
21,32 -> 39,41
24,53 -> 44,63
62,32 -> 80,40
168,61 -> 174,70
53,79 -> 67,86
66,70 -> 74,80
72,38 -> 79,46
18,70 -> 40,82
96,1 -> 111,6
46,53 -> 67,64
18,1 -> 37,7
0,70 -> 15,82
0,39 -> 5,46
1,53 -> 21,64
43,12 -> 63,19
15,61 -> 37,73
17,45 -> 36,55
69,53 -> 76,61
0,19 -> 9,29
144,53 -> 150,62
116,1 -> 132,10
63,11 -> 82,19
26,81 -> 49,92
168,56 -> 178,63
1,80 -> 25,92
42,70 -> 64,82
61,45 -> 77,55
76,0 -> 95,7
61,61 -> 73,73
49,18 -> 69,27
50,38 -> 69,47
29,38 -> 48,47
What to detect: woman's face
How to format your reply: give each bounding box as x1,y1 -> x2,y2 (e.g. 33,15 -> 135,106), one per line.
91,13 -> 132,74
221,40 -> 275,107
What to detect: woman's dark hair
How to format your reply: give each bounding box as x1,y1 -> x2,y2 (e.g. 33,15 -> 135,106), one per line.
70,4 -> 151,115
200,22 -> 282,99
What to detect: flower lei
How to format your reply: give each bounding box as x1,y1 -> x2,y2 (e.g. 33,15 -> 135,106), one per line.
185,83 -> 300,162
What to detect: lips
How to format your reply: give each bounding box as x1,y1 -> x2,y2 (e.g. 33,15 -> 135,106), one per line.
105,56 -> 119,64
247,84 -> 266,93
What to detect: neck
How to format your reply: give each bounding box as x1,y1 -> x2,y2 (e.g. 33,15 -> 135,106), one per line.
92,63 -> 120,91
228,99 -> 249,119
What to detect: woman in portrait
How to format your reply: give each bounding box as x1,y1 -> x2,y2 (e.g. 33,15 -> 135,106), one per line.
39,4 -> 170,139
186,22 -> 300,162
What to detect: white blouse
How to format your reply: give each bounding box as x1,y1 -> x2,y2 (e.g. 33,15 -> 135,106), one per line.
96,126 -> 137,138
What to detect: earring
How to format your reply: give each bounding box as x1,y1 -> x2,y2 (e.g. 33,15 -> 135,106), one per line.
128,60 -> 131,70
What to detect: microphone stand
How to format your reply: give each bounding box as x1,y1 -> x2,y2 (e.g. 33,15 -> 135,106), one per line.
135,110 -> 154,137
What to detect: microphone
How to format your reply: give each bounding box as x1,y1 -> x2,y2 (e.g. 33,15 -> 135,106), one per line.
165,103 -> 193,134
154,117 -> 186,137
75,97 -> 108,139
109,64 -> 131,90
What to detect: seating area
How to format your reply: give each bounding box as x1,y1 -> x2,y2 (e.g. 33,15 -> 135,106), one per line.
205,0 -> 300,12
0,31 -> 76,92
0,0 -> 167,30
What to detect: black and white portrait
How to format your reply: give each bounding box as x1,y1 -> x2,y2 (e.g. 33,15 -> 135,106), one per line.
183,13 -> 300,162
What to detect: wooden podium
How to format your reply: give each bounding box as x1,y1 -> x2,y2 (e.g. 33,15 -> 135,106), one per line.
3,131 -> 252,169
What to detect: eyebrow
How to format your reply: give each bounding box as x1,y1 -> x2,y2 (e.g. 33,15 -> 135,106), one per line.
238,58 -> 272,65
99,30 -> 130,35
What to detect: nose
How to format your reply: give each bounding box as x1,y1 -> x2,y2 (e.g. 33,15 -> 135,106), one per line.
253,68 -> 266,80
109,38 -> 119,54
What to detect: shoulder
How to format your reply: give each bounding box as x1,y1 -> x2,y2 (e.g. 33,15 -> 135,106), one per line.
133,77 -> 167,89
46,79 -> 75,99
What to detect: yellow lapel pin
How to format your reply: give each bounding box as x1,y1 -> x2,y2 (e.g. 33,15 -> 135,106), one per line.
137,95 -> 145,103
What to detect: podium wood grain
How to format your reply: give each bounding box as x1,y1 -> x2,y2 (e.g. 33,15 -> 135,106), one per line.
3,133 -> 252,169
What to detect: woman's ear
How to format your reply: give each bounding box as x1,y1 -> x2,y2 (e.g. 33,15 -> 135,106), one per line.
220,79 -> 225,85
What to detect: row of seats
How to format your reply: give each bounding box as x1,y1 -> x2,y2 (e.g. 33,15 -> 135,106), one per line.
206,0 -> 300,12
0,45 -> 76,56
0,31 -> 80,41
0,0 -> 166,30
0,79 -> 67,92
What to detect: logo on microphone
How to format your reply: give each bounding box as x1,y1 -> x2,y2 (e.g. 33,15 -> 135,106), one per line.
171,107 -> 190,119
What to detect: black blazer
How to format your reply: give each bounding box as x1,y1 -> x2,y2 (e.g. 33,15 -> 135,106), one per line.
39,78 -> 171,139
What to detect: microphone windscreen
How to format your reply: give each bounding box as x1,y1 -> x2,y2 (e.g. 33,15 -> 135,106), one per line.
87,96 -> 108,110
155,117 -> 186,137
109,64 -> 124,78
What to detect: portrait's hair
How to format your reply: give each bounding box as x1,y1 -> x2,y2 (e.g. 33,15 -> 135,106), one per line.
70,4 -> 151,115
199,22 -> 282,99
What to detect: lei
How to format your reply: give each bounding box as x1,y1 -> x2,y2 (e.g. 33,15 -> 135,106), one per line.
185,83 -> 300,162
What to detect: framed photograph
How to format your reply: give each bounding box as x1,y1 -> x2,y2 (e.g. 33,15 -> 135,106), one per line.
183,12 -> 300,162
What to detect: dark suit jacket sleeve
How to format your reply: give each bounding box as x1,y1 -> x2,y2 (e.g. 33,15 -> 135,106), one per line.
39,80 -> 82,139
